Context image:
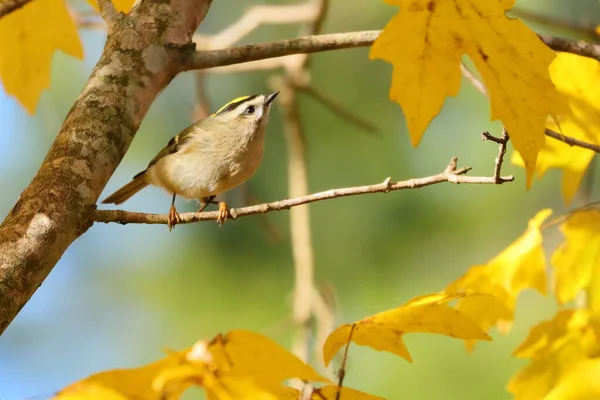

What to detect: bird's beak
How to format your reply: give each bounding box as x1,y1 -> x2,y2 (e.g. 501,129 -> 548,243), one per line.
265,91 -> 279,106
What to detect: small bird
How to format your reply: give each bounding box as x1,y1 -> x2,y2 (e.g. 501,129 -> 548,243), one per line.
101,92 -> 279,230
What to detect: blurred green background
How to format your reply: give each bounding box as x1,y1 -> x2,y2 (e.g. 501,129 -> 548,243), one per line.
1,0 -> 599,399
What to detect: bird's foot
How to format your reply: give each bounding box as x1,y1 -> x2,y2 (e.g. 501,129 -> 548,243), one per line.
168,205 -> 181,231
217,202 -> 228,226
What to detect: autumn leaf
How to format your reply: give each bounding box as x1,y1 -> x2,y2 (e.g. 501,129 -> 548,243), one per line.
156,330 -> 331,399
446,209 -> 551,348
322,292 -> 491,365
371,0 -> 569,185
508,309 -> 600,400
512,53 -> 600,204
85,0 -> 135,14
0,0 -> 83,114
544,359 -> 600,400
54,350 -> 190,400
552,210 -> 600,312
282,386 -> 385,400
55,330 -> 331,400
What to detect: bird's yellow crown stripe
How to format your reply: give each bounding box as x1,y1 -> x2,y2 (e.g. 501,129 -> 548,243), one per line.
213,96 -> 252,116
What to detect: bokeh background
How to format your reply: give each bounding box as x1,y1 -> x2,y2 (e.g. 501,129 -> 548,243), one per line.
1,0 -> 599,399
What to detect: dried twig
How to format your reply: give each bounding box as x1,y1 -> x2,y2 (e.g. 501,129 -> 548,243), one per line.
335,324 -> 356,400
93,157 -> 513,225
482,129 -> 512,184
201,1 -> 322,49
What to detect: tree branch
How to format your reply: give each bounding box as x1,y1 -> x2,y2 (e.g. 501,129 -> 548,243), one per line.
0,0 -> 214,335
186,30 -> 600,71
186,31 -> 380,70
544,128 -> 600,153
97,0 -> 117,26
93,158 -> 514,226
538,34 -> 600,62
0,0 -> 33,18
461,61 -> 600,154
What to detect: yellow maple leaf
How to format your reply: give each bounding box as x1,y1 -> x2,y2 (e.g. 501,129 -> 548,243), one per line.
85,0 -> 135,14
446,209 -> 551,347
322,292 -> 491,365
0,0 -> 83,114
552,210 -> 600,311
54,350 -> 190,400
371,0 -> 569,186
155,331 -> 331,399
508,309 -> 600,400
512,53 -> 600,204
544,358 -> 600,400
55,330 -> 330,400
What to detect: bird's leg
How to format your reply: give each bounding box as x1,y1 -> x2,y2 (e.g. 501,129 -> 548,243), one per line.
197,195 -> 216,213
217,202 -> 229,226
168,193 -> 180,231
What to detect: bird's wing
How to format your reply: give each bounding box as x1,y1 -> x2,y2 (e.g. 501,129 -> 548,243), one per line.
146,126 -> 197,169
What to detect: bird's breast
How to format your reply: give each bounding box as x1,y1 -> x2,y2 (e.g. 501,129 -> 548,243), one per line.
147,134 -> 265,200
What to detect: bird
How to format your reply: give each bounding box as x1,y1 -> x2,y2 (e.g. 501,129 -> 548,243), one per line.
101,91 -> 279,230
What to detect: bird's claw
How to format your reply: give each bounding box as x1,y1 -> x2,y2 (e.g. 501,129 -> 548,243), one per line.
168,205 -> 181,231
217,202 -> 228,226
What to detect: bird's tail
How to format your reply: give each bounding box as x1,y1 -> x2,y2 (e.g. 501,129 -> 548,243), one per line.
102,171 -> 149,205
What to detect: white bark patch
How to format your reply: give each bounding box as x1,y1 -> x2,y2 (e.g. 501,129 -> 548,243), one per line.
76,181 -> 92,201
143,45 -> 167,74
97,52 -> 125,77
0,214 -> 53,262
71,160 -> 92,178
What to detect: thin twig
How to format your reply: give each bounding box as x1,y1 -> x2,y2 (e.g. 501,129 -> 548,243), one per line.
544,128 -> 600,153
0,0 -> 33,18
541,200 -> 600,231
276,4 -> 330,397
461,60 -> 600,154
460,62 -> 488,97
204,1 -> 321,49
510,7 -> 599,40
482,129 -> 511,183
93,158 -> 513,226
335,324 -> 356,400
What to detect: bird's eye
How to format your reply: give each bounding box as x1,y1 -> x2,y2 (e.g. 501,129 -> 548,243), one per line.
244,105 -> 255,115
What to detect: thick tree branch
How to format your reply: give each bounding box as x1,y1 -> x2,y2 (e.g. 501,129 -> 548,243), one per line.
186,31 -> 380,70
186,30 -> 600,71
0,0 -> 213,334
93,158 -> 514,226
0,0 -> 33,18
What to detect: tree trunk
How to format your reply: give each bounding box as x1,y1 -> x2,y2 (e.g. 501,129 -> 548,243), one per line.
0,0 -> 213,334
